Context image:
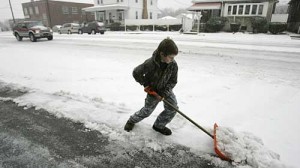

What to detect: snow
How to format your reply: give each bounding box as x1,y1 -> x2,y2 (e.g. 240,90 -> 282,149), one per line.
1,31 -> 300,168
216,126 -> 284,167
159,16 -> 177,20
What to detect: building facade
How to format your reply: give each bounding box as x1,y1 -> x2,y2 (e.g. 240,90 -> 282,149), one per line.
22,0 -> 94,27
187,0 -> 278,31
287,0 -> 300,33
83,0 -> 160,25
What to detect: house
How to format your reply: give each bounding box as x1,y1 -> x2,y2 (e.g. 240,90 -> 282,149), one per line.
187,0 -> 278,31
22,0 -> 94,27
82,0 -> 161,26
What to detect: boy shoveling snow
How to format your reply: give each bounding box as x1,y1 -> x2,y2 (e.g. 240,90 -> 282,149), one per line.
124,37 -> 178,136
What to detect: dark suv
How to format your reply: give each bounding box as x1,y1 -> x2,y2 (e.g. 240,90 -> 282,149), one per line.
78,21 -> 106,35
13,21 -> 53,42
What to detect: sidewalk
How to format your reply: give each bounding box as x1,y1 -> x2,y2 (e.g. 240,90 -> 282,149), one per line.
0,86 -> 222,168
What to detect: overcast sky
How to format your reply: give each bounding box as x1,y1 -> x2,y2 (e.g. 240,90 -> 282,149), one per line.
0,0 -> 289,22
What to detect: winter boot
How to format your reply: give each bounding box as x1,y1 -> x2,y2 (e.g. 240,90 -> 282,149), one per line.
124,120 -> 135,132
152,125 -> 172,136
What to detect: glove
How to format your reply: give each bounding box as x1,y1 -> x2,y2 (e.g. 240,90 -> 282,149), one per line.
144,86 -> 164,101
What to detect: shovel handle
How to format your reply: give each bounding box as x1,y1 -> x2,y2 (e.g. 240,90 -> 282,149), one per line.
163,99 -> 214,139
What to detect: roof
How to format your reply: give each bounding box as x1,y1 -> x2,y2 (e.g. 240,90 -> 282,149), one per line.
17,21 -> 40,23
187,2 -> 222,11
159,16 -> 177,20
176,13 -> 194,19
82,4 -> 129,12
191,0 -> 267,2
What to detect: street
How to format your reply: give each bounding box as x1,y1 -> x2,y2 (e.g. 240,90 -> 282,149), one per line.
1,31 -> 300,167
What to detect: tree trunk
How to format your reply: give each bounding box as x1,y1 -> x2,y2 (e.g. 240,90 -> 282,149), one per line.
142,0 -> 148,19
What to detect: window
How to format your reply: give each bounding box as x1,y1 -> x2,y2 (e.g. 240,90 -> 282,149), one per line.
117,0 -> 119,2
258,5 -> 264,15
151,0 -> 153,5
136,0 -> 138,3
97,0 -> 100,4
29,7 -> 33,15
227,3 -> 263,16
251,5 -> 257,15
232,5 -> 237,15
35,6 -> 39,15
42,13 -> 47,20
101,0 -> 103,4
136,11 -> 138,19
72,7 -> 78,14
150,12 -> 152,19
238,5 -> 243,15
24,8 -> 28,15
118,12 -> 123,21
62,6 -> 69,14
228,6 -> 232,15
245,5 -> 250,15
109,12 -> 113,22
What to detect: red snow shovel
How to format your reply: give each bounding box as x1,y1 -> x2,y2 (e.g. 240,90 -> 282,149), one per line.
144,87 -> 231,161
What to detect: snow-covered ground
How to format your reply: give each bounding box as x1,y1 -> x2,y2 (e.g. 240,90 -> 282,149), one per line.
0,31 -> 299,167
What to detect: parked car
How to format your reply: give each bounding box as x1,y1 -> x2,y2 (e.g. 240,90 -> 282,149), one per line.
78,21 -> 106,35
52,25 -> 62,32
12,21 -> 53,42
59,23 -> 80,34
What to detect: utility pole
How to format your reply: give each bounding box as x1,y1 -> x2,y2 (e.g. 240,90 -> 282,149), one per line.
46,0 -> 52,27
196,11 -> 202,34
8,0 -> 15,23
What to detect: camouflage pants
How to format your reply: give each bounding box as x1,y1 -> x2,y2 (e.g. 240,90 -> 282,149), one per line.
129,91 -> 177,129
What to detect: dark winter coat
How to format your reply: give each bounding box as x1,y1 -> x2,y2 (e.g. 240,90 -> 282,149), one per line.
132,50 -> 178,97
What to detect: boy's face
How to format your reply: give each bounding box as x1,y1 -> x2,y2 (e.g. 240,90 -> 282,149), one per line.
161,53 -> 176,64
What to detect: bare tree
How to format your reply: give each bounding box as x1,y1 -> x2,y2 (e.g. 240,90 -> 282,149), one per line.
142,0 -> 148,19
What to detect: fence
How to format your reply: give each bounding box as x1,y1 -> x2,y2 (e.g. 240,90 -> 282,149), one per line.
124,19 -> 182,31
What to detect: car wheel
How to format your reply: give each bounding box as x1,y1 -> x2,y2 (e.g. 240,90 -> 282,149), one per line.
15,33 -> 23,41
59,30 -> 61,34
68,30 -> 72,34
29,33 -> 37,42
47,36 -> 53,40
91,30 -> 96,34
100,31 -> 104,35
79,30 -> 83,34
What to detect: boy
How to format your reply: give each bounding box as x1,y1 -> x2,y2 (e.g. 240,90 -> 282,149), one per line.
124,37 -> 179,136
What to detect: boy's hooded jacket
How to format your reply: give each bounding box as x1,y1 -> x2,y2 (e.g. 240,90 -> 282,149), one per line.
133,50 -> 178,97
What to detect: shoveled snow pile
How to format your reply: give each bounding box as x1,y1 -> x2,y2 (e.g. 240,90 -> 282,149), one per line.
216,126 -> 286,168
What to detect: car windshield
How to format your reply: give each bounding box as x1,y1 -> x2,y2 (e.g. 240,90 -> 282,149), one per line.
96,22 -> 104,26
72,23 -> 80,27
27,21 -> 44,28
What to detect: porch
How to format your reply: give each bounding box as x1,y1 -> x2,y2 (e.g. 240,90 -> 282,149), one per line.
82,4 -> 129,26
187,2 -> 222,32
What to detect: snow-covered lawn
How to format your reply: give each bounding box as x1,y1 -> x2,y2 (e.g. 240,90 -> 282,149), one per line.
0,31 -> 299,167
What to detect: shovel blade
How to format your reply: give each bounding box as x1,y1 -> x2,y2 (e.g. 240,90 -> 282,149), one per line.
213,123 -> 231,161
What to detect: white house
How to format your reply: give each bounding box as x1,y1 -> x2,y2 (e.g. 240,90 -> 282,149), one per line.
82,0 -> 161,25
187,0 -> 278,31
